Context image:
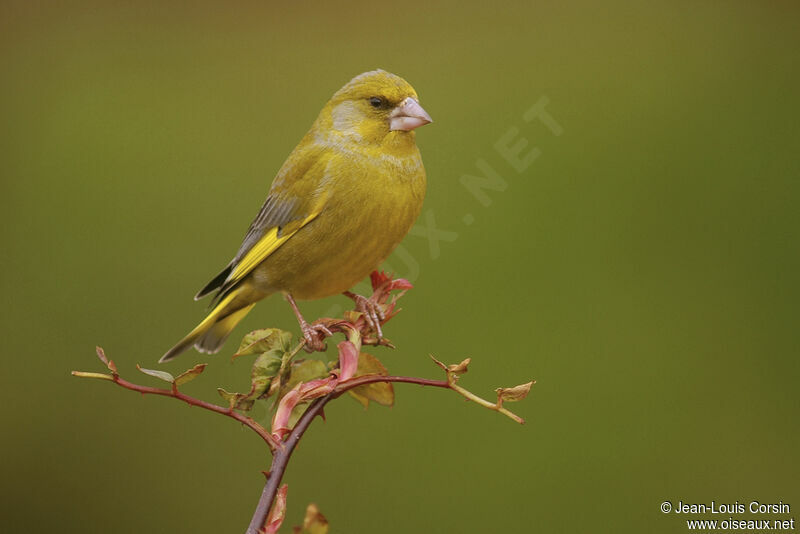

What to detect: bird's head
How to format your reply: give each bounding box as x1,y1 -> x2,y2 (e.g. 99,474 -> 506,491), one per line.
319,70 -> 432,146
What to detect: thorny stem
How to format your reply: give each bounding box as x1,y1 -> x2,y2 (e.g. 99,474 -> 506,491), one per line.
246,395 -> 333,534
248,376 -> 446,533
247,372 -> 527,532
75,274 -> 532,533
74,363 -> 528,533
74,352 -> 530,534
71,370 -> 282,451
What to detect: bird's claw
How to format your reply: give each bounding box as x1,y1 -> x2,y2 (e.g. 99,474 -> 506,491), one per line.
349,293 -> 385,340
301,322 -> 332,353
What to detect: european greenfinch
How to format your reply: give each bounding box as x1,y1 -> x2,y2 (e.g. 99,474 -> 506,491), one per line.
160,70 -> 432,362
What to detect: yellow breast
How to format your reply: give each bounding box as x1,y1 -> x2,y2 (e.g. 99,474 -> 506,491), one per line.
253,137 -> 426,300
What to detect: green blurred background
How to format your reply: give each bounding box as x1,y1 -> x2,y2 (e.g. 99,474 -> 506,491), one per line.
2,1 -> 798,532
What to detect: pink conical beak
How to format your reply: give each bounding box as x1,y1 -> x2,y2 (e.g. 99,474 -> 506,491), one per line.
390,97 -> 433,131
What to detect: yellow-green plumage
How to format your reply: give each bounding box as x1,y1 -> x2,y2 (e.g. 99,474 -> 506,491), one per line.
161,70 -> 429,362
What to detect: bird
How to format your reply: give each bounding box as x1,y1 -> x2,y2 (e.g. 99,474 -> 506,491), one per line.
160,70 -> 432,363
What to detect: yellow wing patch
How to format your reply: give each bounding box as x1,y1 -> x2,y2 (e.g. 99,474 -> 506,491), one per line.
226,210 -> 321,287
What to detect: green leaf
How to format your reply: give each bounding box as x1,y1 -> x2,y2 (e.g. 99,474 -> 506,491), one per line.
215,352 -> 284,412
287,401 -> 310,429
249,351 -> 283,398
281,360 -> 329,394
342,310 -> 362,324
234,328 -> 293,358
136,365 -> 175,383
71,371 -> 114,381
237,398 -> 256,411
293,503 -> 329,534
217,388 -> 252,411
174,364 -> 207,386
273,359 -> 330,411
348,353 -> 394,408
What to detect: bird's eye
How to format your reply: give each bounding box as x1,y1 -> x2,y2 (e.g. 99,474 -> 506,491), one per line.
369,97 -> 384,108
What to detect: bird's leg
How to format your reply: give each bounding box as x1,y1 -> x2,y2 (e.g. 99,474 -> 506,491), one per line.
285,293 -> 331,352
343,290 -> 385,340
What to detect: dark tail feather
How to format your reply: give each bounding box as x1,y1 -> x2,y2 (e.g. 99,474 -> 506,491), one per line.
194,264 -> 233,301
194,304 -> 255,354
160,332 -> 200,363
159,303 -> 254,363
160,285 -> 254,363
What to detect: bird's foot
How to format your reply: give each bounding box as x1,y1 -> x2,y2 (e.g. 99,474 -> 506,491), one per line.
300,321 -> 332,353
343,291 -> 385,340
285,292 -> 331,353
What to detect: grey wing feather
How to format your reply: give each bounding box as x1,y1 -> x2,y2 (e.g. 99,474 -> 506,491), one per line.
235,195 -> 298,262
194,194 -> 301,301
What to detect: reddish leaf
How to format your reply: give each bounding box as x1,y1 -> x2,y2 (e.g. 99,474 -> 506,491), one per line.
95,346 -> 109,365
370,270 -> 392,290
297,377 -> 336,400
430,356 -> 470,377
272,386 -> 302,440
448,358 -> 471,375
386,278 -> 413,291
496,381 -> 535,407
337,341 -> 359,381
430,355 -> 447,372
96,347 -> 118,375
279,360 -> 329,398
261,484 -> 288,534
